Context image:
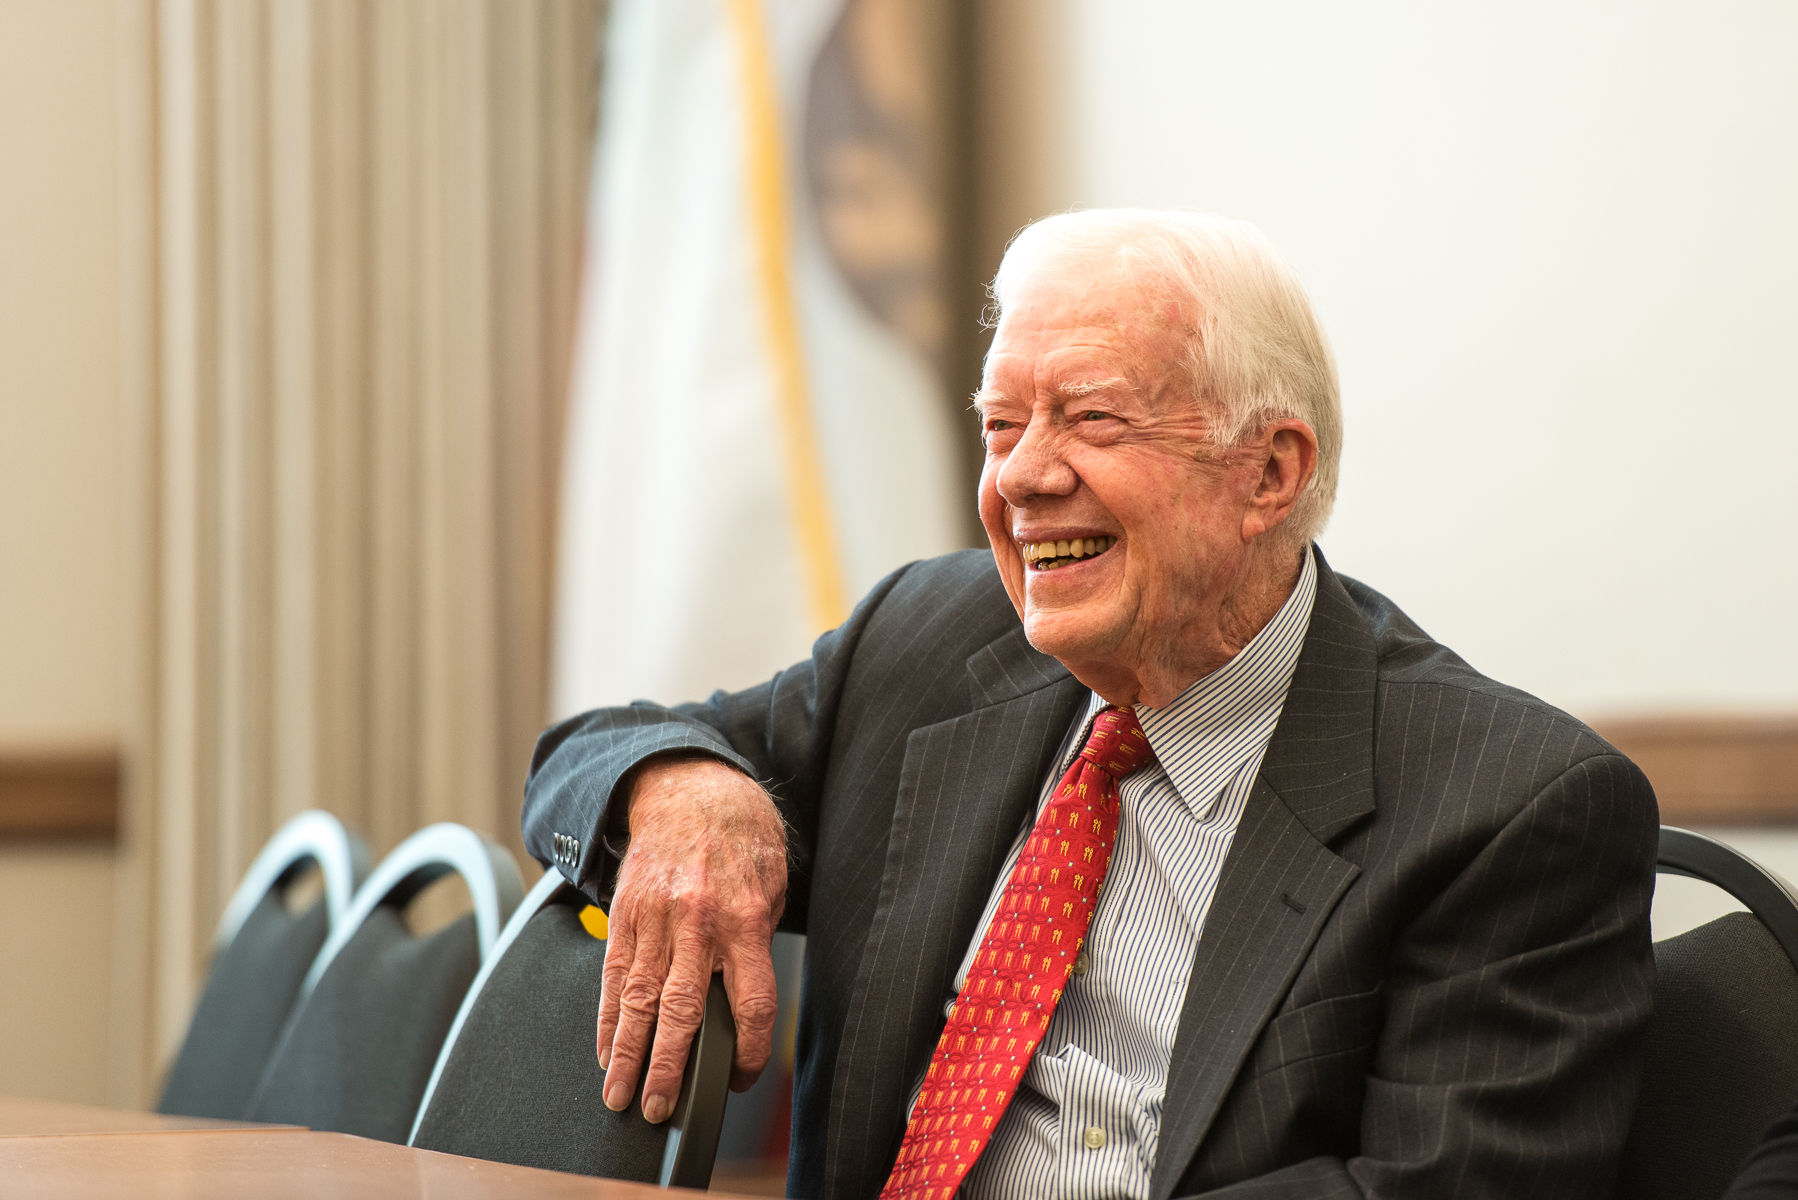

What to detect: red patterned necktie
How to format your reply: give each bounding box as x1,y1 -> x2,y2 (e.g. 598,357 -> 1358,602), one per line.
879,705 -> 1156,1200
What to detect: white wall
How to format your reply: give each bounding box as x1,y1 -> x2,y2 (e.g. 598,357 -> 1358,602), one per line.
0,0 -> 121,741
0,846 -> 116,1103
0,0 -> 122,1104
984,0 -> 1798,720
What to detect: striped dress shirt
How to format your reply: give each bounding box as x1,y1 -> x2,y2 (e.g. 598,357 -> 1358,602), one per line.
940,550 -> 1318,1199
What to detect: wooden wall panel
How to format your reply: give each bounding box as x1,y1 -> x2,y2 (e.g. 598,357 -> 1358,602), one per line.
0,748 -> 120,839
1594,716 -> 1798,826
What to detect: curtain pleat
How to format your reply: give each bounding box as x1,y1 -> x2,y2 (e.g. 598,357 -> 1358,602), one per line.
111,0 -> 601,1105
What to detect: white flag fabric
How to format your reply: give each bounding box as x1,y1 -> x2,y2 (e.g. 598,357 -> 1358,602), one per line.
552,0 -> 965,719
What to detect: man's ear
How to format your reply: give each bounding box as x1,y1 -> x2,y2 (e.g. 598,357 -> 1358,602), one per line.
1241,421 -> 1318,540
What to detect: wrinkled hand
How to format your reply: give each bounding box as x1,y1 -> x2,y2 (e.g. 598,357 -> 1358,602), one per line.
599,756 -> 787,1123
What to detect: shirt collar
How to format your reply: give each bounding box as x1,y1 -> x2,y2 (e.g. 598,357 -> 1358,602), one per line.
1063,547 -> 1319,822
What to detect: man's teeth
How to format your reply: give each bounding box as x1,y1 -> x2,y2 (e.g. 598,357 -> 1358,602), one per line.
1021,536 -> 1117,568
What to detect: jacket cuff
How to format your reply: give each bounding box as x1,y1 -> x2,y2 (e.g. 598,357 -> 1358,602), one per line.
532,725 -> 757,906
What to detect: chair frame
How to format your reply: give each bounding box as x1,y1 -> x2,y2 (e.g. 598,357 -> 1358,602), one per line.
211,809 -> 370,953
298,822 -> 525,1000
408,868 -> 735,1189
1658,825 -> 1798,972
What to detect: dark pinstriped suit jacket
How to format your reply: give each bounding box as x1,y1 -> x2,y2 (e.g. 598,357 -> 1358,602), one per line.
523,547 -> 1658,1199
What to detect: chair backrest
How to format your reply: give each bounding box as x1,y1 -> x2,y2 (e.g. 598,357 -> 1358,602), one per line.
408,869 -> 736,1188
245,822 -> 523,1143
158,809 -> 370,1119
1617,826 -> 1798,1200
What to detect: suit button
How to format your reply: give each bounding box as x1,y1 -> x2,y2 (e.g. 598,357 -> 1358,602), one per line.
1083,1126 -> 1106,1150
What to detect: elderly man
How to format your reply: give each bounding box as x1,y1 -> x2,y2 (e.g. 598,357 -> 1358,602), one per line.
523,210 -> 1657,1198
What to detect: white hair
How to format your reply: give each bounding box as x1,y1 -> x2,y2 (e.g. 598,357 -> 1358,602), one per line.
989,209 -> 1342,546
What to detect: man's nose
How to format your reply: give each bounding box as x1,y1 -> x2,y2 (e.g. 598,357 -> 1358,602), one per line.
997,419 -> 1077,504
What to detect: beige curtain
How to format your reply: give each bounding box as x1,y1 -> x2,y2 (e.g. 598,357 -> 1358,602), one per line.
110,0 -> 602,1107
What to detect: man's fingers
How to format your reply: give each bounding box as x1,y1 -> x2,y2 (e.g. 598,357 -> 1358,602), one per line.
595,911 -> 638,1071
637,948 -> 713,1124
593,759 -> 789,1119
602,919 -> 669,1113
722,945 -> 782,1093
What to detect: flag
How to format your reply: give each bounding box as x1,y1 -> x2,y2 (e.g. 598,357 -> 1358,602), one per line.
554,0 -> 968,1178
552,0 -> 966,721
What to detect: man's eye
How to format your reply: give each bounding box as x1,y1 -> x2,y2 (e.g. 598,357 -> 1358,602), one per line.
1080,411 -> 1109,422
987,420 -> 1014,431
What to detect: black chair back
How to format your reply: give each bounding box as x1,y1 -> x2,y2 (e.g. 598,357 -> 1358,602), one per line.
1617,827 -> 1798,1200
409,869 -> 735,1188
159,810 -> 368,1119
246,823 -> 522,1143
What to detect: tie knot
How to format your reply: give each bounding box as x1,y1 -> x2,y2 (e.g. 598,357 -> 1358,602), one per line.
1080,705 -> 1155,780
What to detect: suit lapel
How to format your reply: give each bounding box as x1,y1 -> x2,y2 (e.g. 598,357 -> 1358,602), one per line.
1148,784 -> 1361,1199
1150,550 -> 1380,1199
1254,549 -> 1380,843
824,627 -> 1085,1199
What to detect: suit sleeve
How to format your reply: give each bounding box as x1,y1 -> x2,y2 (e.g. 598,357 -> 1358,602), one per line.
520,561 -> 915,924
1723,1105 -> 1798,1198
1185,751 -> 1659,1200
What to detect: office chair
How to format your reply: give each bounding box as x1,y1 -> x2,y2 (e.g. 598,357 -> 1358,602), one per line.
158,809 -> 369,1119
1616,826 -> 1798,1200
408,869 -> 735,1188
246,822 -> 523,1143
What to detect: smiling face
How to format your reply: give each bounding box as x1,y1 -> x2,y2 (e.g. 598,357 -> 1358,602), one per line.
977,271 -> 1315,707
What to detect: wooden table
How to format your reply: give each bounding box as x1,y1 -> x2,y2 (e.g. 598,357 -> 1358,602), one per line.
0,1095 -> 298,1138
0,1098 -> 766,1198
